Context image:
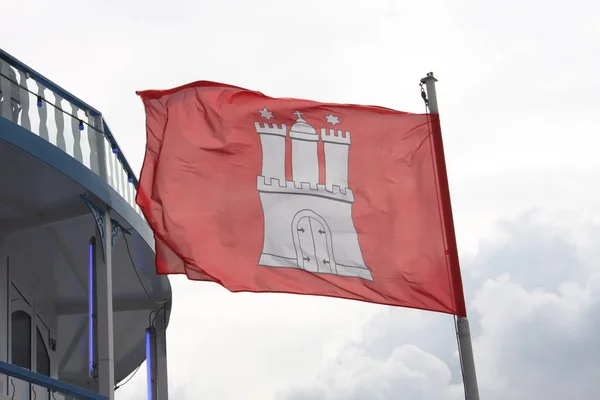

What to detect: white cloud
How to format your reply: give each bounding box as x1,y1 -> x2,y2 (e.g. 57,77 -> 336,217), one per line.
473,273 -> 600,400
277,345 -> 463,400
277,217 -> 600,400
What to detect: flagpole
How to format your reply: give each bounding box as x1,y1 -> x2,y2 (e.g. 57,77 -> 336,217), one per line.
420,72 -> 481,400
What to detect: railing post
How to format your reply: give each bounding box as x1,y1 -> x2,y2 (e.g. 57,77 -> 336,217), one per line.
94,116 -> 108,183
37,83 -> 49,141
0,59 -> 15,120
17,70 -> 30,131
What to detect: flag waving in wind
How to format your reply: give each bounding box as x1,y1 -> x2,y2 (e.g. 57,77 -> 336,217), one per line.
136,81 -> 466,316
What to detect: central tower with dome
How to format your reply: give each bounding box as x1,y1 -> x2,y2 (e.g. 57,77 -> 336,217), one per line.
289,111 -> 320,183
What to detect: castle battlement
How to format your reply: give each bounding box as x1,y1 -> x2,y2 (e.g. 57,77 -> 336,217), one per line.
320,128 -> 351,145
254,122 -> 287,137
257,175 -> 355,203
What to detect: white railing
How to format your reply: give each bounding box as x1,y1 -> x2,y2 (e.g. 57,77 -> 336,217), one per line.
0,51 -> 143,219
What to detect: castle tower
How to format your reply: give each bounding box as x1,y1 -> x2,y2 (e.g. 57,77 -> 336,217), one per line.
289,112 -> 319,183
321,129 -> 351,189
254,122 -> 287,181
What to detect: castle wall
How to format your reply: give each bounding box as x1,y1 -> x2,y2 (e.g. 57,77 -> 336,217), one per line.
258,134 -> 286,181
258,190 -> 367,270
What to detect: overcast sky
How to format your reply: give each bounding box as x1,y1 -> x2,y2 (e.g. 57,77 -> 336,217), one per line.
3,0 -> 600,398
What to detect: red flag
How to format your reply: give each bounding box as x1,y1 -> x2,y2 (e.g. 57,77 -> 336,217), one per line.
136,81 -> 466,316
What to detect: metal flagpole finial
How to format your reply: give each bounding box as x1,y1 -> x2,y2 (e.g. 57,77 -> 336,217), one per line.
420,71 -> 438,84
419,72 -> 439,114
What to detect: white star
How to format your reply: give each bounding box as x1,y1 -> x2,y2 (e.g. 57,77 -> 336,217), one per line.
325,114 -> 340,126
258,107 -> 274,120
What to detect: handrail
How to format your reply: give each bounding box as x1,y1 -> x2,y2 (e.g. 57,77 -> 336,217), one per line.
0,49 -> 101,117
0,360 -> 108,400
101,119 -> 138,185
0,48 -> 139,187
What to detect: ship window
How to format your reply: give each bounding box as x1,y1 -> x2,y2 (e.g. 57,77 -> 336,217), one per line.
11,310 -> 31,369
36,328 -> 50,376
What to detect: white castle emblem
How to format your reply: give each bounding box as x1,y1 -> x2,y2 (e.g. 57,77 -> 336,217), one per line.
255,108 -> 373,281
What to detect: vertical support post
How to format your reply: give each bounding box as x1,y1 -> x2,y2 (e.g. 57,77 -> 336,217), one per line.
421,72 -> 480,400
94,207 -> 115,399
146,328 -> 157,400
146,306 -> 169,400
89,237 -> 99,390
155,307 -> 169,400
0,236 -> 8,396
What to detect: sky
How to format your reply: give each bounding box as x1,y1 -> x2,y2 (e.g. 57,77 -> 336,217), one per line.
2,0 -> 600,398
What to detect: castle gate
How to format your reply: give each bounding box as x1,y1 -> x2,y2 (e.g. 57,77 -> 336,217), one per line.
292,210 -> 336,274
